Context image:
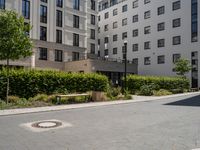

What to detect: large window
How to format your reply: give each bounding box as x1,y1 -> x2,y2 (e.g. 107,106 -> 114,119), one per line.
91,0 -> 95,10
173,1 -> 180,11
39,47 -> 48,60
90,43 -> 95,54
40,5 -> 47,23
40,26 -> 47,41
22,0 -> 30,19
91,14 -> 95,25
191,0 -> 198,42
144,57 -> 151,65
173,36 -> 181,45
55,50 -> 63,62
72,52 -> 79,61
73,0 -> 80,10
73,33 -> 79,46
157,39 -> 165,47
56,0 -> 63,8
0,0 -> 5,9
56,30 -> 62,43
73,15 -> 79,28
56,10 -> 62,27
90,29 -> 95,39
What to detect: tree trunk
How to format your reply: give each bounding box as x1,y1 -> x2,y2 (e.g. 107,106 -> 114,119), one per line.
6,59 -> 9,104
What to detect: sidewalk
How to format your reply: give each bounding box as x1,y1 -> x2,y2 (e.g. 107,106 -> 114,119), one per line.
0,92 -> 200,116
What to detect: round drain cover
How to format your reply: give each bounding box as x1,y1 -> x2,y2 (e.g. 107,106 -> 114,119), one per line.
32,121 -> 62,129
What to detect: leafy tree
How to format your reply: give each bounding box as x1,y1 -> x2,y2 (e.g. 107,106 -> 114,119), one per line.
0,10 -> 33,103
174,58 -> 191,77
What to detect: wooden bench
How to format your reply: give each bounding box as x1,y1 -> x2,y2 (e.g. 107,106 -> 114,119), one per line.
56,93 -> 90,104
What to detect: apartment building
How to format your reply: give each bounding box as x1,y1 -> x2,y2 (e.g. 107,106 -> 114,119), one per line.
0,0 -> 98,70
98,0 -> 199,88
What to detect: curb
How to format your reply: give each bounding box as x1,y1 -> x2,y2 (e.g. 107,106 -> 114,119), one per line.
0,92 -> 199,116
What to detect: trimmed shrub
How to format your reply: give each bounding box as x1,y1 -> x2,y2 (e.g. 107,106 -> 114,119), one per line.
139,84 -> 155,96
0,69 -> 109,99
153,89 -> 172,96
127,75 -> 190,93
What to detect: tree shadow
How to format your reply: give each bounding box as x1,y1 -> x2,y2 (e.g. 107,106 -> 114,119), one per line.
164,95 -> 200,107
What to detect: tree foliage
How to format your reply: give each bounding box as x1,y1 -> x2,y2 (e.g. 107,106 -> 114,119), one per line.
174,58 -> 191,77
0,10 -> 33,61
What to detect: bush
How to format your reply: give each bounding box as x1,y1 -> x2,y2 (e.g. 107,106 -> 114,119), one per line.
126,75 -> 189,93
0,69 -> 109,99
7,96 -> 21,104
153,89 -> 172,96
106,86 -> 122,100
29,94 -> 49,102
139,84 -> 155,96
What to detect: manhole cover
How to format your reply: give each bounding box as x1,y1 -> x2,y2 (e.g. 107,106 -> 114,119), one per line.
32,121 -> 62,129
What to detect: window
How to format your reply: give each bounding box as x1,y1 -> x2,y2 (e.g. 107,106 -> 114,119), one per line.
41,0 -> 47,3
132,58 -> 138,65
0,0 -> 5,9
191,0 -> 198,42
104,24 -> 109,31
39,47 -> 47,60
113,47 -> 117,54
56,10 -> 62,27
133,15 -> 138,23
133,0 -> 138,8
157,22 -> 165,31
173,36 -> 181,45
144,0 -> 150,4
98,15 -> 100,21
144,57 -> 151,65
91,14 -> 95,25
56,0 -> 63,8
122,18 -> 127,26
122,32 -> 127,39
72,52 -> 79,61
113,34 -> 118,42
22,0 -> 30,19
98,39 -> 100,45
104,49 -> 108,56
90,29 -> 95,39
56,30 -> 62,43
144,11 -> 151,19
40,26 -> 47,41
132,44 -> 139,51
158,55 -> 165,64
73,0 -> 80,10
73,15 -> 79,28
105,12 -> 109,19
91,0 -> 96,10
113,8 -> 118,16
40,5 -> 47,23
73,33 -> 79,46
158,39 -> 165,47
173,18 -> 181,28
104,37 -> 109,43
122,4 -> 127,12
173,54 -> 181,63
173,1 -> 180,11
158,6 -> 165,15
90,43 -> 95,54
133,29 -> 138,37
144,26 -> 151,34
98,27 -> 100,33
144,41 -> 151,50
112,22 -> 117,29
55,50 -> 63,62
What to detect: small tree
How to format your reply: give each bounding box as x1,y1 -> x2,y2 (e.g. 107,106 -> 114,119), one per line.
174,58 -> 191,77
0,10 -> 33,103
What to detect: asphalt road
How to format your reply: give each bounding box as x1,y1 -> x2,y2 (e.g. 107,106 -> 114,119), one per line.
0,94 -> 200,150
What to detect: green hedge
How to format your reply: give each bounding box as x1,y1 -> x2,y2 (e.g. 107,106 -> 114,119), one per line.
0,69 -> 109,99
126,75 -> 190,93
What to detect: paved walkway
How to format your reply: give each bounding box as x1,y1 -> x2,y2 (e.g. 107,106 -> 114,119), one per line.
0,91 -> 199,116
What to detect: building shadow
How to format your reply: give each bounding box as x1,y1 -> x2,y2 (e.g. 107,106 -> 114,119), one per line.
164,95 -> 200,107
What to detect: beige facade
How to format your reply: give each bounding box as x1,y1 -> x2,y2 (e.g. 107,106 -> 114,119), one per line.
0,0 -> 98,70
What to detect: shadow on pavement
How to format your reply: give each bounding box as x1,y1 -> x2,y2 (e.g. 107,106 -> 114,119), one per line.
164,95 -> 200,107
